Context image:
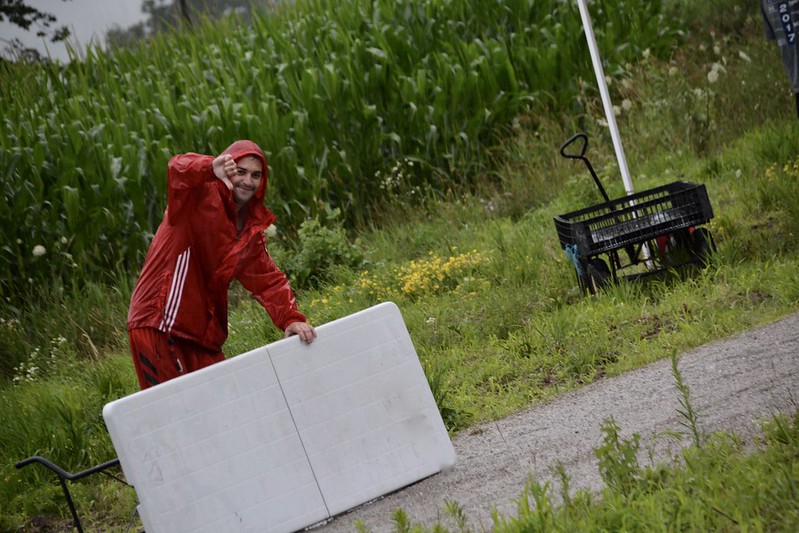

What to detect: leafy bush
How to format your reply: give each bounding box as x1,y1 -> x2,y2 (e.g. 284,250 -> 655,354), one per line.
273,208 -> 364,289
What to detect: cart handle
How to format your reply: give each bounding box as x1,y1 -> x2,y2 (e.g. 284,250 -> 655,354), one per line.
559,132 -> 589,160
559,132 -> 611,204
16,456 -> 122,533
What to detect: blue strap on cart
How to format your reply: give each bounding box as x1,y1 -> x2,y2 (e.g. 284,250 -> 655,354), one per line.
564,244 -> 582,276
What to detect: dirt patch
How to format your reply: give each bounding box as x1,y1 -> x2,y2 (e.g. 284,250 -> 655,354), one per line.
314,312 -> 799,532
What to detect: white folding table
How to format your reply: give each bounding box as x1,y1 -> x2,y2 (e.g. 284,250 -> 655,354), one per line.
103,302 -> 456,533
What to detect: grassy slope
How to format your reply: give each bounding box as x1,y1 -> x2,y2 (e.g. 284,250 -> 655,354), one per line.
236,4 -> 799,429
2,1 -> 799,530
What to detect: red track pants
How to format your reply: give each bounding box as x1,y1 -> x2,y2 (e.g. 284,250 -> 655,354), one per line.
128,328 -> 225,390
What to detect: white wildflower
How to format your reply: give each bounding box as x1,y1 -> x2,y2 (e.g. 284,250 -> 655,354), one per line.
713,44 -> 721,55
265,224 -> 278,238
642,48 -> 651,59
669,66 -> 679,77
622,99 -> 633,112
739,50 -> 751,63
707,62 -> 725,84
32,245 -> 46,257
604,75 -> 613,86
613,105 -> 621,116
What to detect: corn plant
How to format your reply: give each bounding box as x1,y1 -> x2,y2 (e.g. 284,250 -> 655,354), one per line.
0,0 -> 682,302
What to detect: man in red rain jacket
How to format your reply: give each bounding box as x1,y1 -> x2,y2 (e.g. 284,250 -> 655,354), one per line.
127,140 -> 316,389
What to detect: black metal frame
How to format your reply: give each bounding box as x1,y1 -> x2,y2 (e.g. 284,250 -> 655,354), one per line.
555,133 -> 715,292
15,455 -> 122,533
554,180 -> 714,258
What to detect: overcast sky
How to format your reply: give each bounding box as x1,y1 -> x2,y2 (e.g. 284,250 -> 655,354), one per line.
0,0 -> 148,62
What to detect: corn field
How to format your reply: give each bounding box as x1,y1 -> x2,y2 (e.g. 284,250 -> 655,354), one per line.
0,0 -> 681,300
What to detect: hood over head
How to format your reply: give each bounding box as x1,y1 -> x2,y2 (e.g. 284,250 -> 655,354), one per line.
220,140 -> 269,203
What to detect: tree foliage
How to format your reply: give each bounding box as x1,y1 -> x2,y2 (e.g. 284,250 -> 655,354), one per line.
0,0 -> 72,62
0,0 -> 71,41
106,0 -> 268,50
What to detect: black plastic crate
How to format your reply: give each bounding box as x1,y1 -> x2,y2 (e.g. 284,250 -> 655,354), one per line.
554,181 -> 714,258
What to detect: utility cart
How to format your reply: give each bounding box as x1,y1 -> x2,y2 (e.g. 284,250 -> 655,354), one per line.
555,133 -> 715,294
554,1 -> 716,294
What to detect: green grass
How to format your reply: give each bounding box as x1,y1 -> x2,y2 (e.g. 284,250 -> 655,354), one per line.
486,412 -> 799,532
366,361 -> 799,532
2,0 -> 799,530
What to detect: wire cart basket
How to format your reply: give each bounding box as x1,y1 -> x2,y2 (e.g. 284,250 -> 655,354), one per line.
555,133 -> 716,293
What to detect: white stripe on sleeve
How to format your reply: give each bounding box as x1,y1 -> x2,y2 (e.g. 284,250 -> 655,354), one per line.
159,247 -> 191,333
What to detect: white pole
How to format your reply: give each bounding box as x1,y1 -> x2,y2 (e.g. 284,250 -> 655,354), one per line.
576,0 -> 635,195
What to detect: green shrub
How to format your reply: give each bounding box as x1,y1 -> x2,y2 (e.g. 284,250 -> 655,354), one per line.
273,208 -> 364,289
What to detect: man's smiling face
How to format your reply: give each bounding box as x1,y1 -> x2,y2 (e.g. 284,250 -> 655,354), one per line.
230,155 -> 263,206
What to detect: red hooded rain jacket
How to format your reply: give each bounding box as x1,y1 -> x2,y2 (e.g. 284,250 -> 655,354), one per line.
127,140 -> 306,352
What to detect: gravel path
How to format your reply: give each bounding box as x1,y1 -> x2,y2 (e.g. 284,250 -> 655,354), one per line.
314,311 -> 799,532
